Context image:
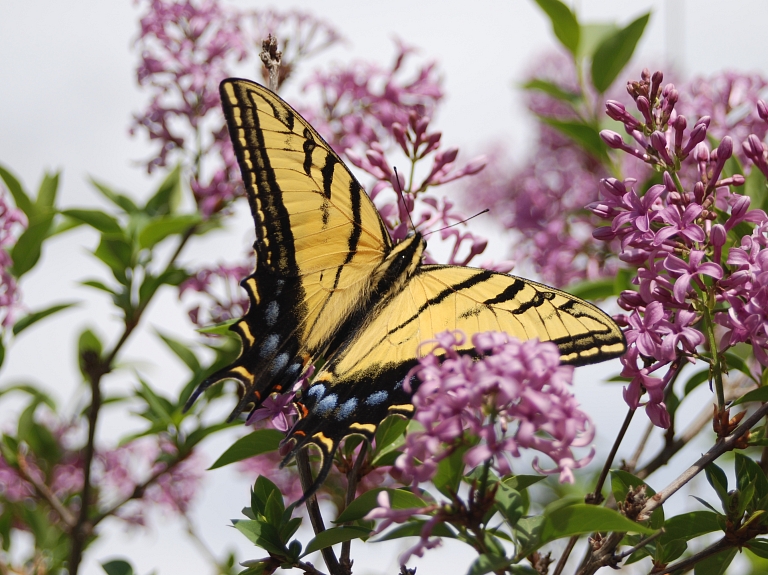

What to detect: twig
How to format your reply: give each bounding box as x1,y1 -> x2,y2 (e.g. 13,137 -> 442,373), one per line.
17,449 -> 76,527
260,35 -> 282,92
68,229 -> 196,575
340,443 -> 368,572
591,407 -> 635,502
615,528 -> 664,560
297,450 -> 342,575
643,402 -> 768,516
552,535 -> 578,575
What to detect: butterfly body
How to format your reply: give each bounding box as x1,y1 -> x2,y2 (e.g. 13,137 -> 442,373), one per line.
186,79 -> 626,498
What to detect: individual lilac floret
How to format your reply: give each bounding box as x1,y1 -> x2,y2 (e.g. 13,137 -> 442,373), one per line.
396,331 -> 593,486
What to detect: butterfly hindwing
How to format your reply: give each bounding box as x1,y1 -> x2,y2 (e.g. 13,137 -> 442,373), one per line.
285,265 -> 626,493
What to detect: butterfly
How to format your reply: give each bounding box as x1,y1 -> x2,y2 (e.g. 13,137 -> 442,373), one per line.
185,78 -> 626,498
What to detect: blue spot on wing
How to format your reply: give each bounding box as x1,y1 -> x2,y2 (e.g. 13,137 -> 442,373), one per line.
316,394 -> 338,415
260,334 -> 279,358
365,391 -> 388,406
337,398 -> 357,419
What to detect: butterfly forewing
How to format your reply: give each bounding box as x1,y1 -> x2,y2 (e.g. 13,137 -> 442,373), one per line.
189,80 -> 395,417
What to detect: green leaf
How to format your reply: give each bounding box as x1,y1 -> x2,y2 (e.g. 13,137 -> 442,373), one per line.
209,430 -> 284,470
528,504 -> 653,554
137,379 -> 174,425
578,23 -> 618,59
301,526 -> 371,557
373,415 -> 408,457
746,539 -> 768,559
521,79 -> 580,103
532,0 -> 580,56
78,328 -> 103,357
62,209 -> 122,235
101,559 -> 134,575
432,444 -> 469,497
233,520 -> 288,556
197,320 -> 237,336
93,237 -> 133,283
90,178 -> 139,214
12,302 -> 77,336
335,488 -> 427,523
157,331 -> 201,373
183,422 -> 236,449
539,117 -> 608,161
0,163 -> 34,217
735,453 -> 768,509
503,475 -> 545,492
590,13 -> 650,93
733,386 -> 768,406
81,280 -> 117,296
138,214 -> 200,250
495,482 -> 524,526
724,351 -> 758,384
567,278 -> 619,300
684,369 -> 711,395
0,339 -> 4,370
10,212 -> 54,277
35,172 -> 59,212
144,164 -> 182,216
705,463 -> 729,510
744,165 -> 768,213
693,547 -> 737,575
468,554 -> 514,575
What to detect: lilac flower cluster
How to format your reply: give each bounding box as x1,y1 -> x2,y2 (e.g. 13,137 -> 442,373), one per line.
133,0 -> 342,217
133,0 -> 245,216
395,331 -> 593,485
592,69 -> 768,426
0,185 -> 26,328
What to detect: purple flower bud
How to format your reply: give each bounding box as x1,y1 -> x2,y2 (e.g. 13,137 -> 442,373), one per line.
682,122 -> 708,156
693,182 -> 705,204
757,100 -> 768,123
651,71 -> 663,98
716,136 -> 733,161
392,122 -> 408,154
593,225 -> 617,240
699,116 -> 711,129
636,96 -> 653,124
601,130 -> 625,149
620,289 -> 646,308
620,249 -> 652,265
673,115 -> 687,150
694,142 -> 710,163
651,131 -> 674,164
708,137 -> 733,189
605,100 -> 627,120
711,224 -> 726,248
601,177 -> 628,198
663,171 -> 678,193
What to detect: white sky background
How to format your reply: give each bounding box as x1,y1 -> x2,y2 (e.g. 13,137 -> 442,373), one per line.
2,0 -> 768,574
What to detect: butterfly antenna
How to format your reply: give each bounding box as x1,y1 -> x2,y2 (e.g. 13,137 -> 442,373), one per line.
423,208 -> 490,238
393,167 -> 417,233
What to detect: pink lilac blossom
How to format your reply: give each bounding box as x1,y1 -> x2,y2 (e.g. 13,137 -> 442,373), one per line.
589,68 -> 768,425
0,185 -> 26,327
365,491 -> 443,565
396,331 -> 593,486
133,0 -> 246,216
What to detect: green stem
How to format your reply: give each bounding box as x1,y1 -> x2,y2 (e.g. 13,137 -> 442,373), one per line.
701,291 -> 725,409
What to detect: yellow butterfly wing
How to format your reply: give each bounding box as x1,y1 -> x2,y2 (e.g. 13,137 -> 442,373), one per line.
186,79 -> 394,416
